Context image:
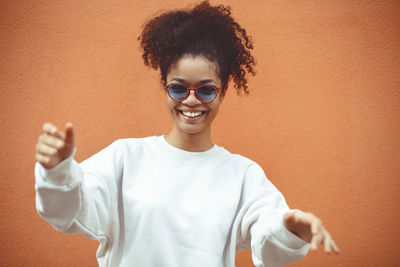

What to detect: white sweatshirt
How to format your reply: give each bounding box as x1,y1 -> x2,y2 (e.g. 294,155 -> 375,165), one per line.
35,136 -> 309,267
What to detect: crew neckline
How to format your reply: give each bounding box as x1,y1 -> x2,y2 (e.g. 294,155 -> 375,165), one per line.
155,135 -> 222,160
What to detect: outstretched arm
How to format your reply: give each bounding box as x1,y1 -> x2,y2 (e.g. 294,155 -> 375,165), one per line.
34,122 -> 121,238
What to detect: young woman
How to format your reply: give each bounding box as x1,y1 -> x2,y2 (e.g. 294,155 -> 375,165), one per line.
35,2 -> 339,266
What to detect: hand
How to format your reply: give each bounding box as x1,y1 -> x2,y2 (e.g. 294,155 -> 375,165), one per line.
284,211 -> 340,254
35,122 -> 75,169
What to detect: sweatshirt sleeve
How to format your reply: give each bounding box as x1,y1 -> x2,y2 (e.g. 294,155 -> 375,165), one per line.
34,140 -> 123,242
235,163 -> 310,267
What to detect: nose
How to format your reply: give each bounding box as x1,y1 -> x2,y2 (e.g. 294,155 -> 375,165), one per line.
182,89 -> 201,105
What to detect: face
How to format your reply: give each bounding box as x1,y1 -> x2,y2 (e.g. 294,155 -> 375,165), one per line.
165,55 -> 224,136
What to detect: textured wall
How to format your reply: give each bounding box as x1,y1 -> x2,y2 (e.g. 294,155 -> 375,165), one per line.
1,0 -> 399,266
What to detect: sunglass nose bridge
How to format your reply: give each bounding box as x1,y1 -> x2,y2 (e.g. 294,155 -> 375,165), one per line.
183,89 -> 202,103
187,88 -> 197,95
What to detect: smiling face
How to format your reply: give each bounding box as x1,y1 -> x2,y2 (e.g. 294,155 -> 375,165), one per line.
165,54 -> 224,137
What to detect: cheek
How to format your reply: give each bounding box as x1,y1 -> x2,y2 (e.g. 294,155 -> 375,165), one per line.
210,106 -> 220,118
210,101 -> 221,114
166,99 -> 177,115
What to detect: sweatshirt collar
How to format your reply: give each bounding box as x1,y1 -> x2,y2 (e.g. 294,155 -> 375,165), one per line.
156,135 -> 222,160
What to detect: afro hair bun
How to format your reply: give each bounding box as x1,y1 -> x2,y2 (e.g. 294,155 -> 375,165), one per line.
139,1 -> 256,94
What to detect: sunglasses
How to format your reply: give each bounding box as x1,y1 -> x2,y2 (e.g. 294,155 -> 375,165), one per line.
165,83 -> 222,103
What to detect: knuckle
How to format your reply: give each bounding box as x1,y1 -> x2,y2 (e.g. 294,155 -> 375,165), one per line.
38,145 -> 46,154
46,147 -> 53,155
44,156 -> 51,164
43,122 -> 50,131
50,147 -> 58,156
37,154 -> 45,163
37,144 -> 44,154
43,122 -> 56,134
56,140 -> 64,148
48,136 -> 57,146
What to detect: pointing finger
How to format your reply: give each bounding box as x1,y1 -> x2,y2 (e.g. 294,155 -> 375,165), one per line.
331,239 -> 340,254
310,231 -> 323,250
42,122 -> 57,135
323,230 -> 332,253
311,217 -> 322,235
42,122 -> 65,139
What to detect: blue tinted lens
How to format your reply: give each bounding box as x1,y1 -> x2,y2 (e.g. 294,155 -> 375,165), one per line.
169,84 -> 188,100
197,86 -> 217,102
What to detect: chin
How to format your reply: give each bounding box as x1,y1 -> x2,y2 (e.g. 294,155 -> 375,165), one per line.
178,124 -> 206,136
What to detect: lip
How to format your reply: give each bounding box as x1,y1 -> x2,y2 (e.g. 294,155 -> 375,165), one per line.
178,109 -> 208,113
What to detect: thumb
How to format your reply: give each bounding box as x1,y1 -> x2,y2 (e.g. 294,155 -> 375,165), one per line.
284,212 -> 296,223
65,122 -> 75,147
284,212 -> 297,225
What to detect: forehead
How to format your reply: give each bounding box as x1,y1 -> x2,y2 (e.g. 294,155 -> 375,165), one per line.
167,55 -> 221,84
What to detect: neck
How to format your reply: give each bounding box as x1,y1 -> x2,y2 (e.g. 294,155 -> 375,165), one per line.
165,126 -> 213,152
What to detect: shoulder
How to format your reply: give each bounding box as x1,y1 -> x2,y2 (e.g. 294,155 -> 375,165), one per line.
84,136 -> 158,160
117,136 -> 158,147
114,136 -> 160,156
218,146 -> 265,173
219,147 -> 279,194
224,151 -> 279,194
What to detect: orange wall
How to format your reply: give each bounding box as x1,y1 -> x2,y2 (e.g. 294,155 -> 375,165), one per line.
1,0 -> 399,266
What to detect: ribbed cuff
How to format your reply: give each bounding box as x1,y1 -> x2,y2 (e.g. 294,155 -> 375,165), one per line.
37,149 -> 78,186
269,211 -> 310,250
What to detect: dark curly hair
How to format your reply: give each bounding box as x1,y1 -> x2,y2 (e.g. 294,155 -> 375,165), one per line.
139,1 -> 256,95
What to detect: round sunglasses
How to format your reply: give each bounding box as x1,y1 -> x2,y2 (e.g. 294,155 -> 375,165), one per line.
166,83 -> 222,103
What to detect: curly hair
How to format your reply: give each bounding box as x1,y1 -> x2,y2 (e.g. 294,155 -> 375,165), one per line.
138,1 -> 256,94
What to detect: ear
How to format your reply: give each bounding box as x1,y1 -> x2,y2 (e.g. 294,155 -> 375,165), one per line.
219,82 -> 228,103
219,91 -> 225,104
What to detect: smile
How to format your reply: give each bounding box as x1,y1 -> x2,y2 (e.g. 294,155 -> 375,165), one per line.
178,110 -> 207,118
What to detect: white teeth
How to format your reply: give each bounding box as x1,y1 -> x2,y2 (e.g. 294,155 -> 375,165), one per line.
182,111 -> 203,118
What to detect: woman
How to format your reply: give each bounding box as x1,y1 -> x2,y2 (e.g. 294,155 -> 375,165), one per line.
35,2 -> 339,266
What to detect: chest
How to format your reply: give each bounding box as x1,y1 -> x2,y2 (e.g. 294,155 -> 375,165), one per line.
121,158 -> 243,235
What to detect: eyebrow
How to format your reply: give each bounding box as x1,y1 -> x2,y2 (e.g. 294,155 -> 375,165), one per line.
171,78 -> 216,85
